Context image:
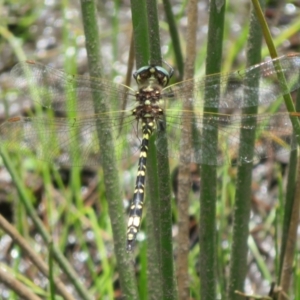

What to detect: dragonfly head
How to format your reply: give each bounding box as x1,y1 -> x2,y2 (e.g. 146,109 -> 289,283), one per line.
133,65 -> 172,87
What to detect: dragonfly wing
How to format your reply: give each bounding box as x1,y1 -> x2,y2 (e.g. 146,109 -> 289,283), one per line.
0,112 -> 140,168
159,109 -> 233,165
10,61 -> 134,115
163,54 -> 300,109
159,105 -> 296,165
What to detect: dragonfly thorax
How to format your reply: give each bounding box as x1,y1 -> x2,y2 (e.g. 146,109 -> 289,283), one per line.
132,89 -> 164,121
132,66 -> 168,121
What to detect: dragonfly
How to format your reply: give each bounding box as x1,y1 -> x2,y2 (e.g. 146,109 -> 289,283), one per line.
1,54 -> 300,251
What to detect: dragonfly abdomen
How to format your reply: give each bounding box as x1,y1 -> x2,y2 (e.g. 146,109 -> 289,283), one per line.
126,120 -> 155,251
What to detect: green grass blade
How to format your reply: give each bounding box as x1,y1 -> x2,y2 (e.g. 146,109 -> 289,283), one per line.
131,2 -> 169,298
251,1 -> 300,297
48,241 -> 55,300
0,147 -> 93,300
162,0 -> 184,79
146,1 -> 176,298
130,2 -> 164,298
251,0 -> 300,141
278,83 -> 300,299
200,1 -> 226,299
131,0 -> 149,67
227,1 -> 264,299
131,1 -> 176,298
79,1 -> 138,298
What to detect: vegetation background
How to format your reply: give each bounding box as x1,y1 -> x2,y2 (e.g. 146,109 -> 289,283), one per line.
0,0 -> 299,299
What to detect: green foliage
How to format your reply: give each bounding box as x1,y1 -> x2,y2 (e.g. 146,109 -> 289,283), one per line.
0,0 -> 300,299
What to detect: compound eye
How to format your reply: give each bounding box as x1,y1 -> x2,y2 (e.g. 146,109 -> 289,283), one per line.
154,66 -> 170,86
156,73 -> 169,87
133,66 -> 152,84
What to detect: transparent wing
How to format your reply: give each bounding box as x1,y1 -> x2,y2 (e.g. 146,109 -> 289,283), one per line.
158,110 -> 296,165
163,54 -> 300,109
4,61 -> 140,167
5,57 -> 300,167
0,113 -> 141,167
3,110 -> 295,167
10,61 -> 136,114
